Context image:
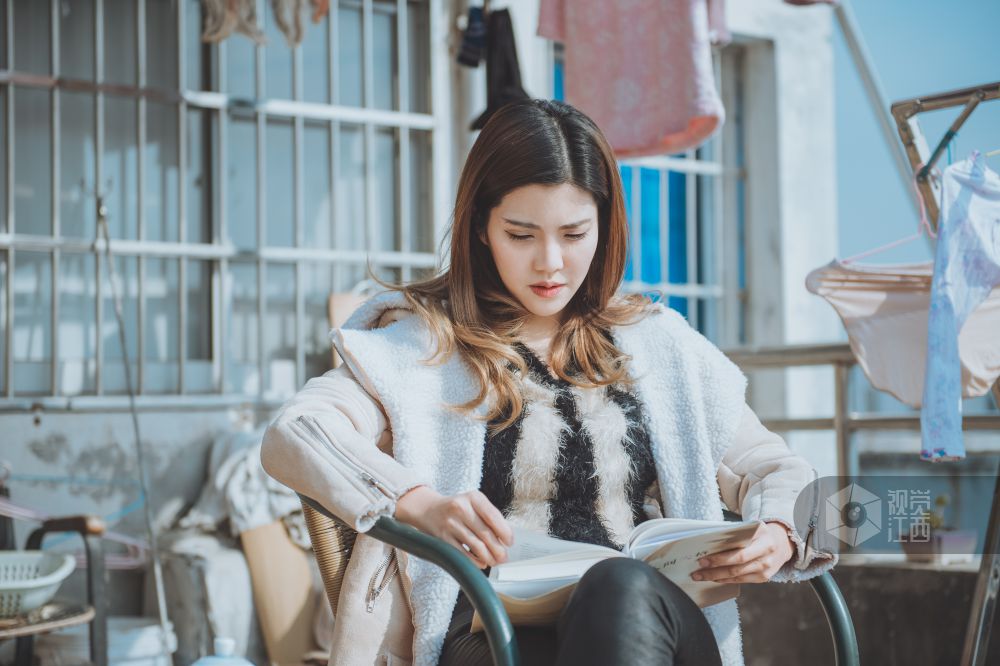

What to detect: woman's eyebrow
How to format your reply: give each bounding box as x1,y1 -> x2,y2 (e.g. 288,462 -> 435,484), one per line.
501,218 -> 592,229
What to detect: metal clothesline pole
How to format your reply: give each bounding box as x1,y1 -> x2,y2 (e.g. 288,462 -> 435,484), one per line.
833,1 -> 919,217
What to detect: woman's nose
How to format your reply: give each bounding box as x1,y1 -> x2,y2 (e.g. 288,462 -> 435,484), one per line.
534,239 -> 564,274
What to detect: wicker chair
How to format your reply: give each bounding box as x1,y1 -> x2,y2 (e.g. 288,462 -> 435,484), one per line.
299,494 -> 859,666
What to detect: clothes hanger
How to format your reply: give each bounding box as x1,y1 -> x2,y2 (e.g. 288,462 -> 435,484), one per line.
840,172 -> 937,265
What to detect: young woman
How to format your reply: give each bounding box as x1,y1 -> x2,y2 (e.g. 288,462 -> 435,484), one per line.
262,99 -> 835,666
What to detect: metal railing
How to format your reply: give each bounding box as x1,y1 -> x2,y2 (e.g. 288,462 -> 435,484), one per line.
724,342 -> 1000,477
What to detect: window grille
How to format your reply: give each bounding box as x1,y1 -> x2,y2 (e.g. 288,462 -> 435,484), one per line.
554,44 -> 747,347
0,0 -> 442,407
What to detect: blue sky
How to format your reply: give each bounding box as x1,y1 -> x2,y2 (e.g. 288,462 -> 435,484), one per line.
834,0 -> 1000,263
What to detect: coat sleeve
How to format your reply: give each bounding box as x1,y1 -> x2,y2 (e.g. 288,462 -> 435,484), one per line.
716,404 -> 837,582
261,364 -> 430,532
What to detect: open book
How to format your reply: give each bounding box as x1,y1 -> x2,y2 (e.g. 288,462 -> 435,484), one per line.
470,518 -> 763,632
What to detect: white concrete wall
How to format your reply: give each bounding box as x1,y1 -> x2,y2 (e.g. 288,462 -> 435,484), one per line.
727,1 -> 841,477
3,408 -> 259,546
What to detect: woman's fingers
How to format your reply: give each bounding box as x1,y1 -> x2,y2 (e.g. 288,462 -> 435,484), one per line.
409,490 -> 512,568
702,558 -> 770,583
471,492 -> 514,547
462,512 -> 508,565
693,539 -> 772,582
451,522 -> 497,568
444,535 -> 489,569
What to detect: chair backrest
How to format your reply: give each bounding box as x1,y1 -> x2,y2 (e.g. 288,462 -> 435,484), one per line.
303,289 -> 369,614
301,500 -> 358,616
327,291 -> 370,368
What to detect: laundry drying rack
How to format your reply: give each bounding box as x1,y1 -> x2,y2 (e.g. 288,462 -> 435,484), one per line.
887,79 -> 1000,666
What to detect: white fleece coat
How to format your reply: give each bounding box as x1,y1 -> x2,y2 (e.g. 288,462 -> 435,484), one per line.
319,291 -> 828,666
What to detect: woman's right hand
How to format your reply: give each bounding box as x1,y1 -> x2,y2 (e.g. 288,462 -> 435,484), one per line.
394,486 -> 514,569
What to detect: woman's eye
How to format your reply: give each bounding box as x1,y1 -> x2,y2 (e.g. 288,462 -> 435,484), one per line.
506,232 -> 533,241
566,232 -> 588,241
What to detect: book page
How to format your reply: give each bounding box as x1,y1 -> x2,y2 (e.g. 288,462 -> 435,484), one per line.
493,551 -> 622,583
505,527 -> 619,562
626,517 -> 746,555
640,522 -> 761,607
628,521 -> 755,560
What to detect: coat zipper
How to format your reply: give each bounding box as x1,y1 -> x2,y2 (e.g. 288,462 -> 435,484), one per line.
366,549 -> 400,612
302,414 -> 400,500
294,416 -> 385,502
295,415 -> 402,611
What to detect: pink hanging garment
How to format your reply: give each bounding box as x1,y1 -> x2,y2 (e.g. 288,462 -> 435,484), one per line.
538,0 -> 725,157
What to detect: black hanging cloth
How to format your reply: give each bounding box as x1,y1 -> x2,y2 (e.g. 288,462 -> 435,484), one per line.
470,8 -> 530,130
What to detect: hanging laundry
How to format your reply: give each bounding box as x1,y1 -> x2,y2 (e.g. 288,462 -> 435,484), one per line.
201,0 -> 328,47
202,0 -> 265,43
807,260 -> 1000,409
457,6 -> 488,68
921,152 -> 1000,461
707,0 -> 731,48
537,0 -> 724,156
271,0 -> 307,47
310,0 -> 330,24
470,8 -> 531,130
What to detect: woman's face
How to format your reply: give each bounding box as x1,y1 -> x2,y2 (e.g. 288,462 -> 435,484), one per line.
483,183 -> 600,325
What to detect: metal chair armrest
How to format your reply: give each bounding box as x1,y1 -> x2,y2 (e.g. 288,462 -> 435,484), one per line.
298,495 -> 520,666
723,510 -> 858,666
809,572 -> 860,666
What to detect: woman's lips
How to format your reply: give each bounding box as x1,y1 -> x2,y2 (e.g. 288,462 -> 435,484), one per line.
530,284 -> 565,298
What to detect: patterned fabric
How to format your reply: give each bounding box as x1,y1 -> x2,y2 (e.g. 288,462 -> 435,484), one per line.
805,260 -> 1000,409
537,0 -> 724,156
480,344 -> 657,550
922,153 -> 1000,461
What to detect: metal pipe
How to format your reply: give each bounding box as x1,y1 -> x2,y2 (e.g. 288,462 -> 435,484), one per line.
960,465 -> 1000,665
620,280 -> 723,299
0,393 -> 285,413
50,0 -> 60,396
136,0 -> 147,395
177,5 -> 188,393
685,153 -> 698,328
758,414 -> 1000,432
397,0 -> 411,281
658,169 -> 669,293
94,0 -> 105,395
630,167 -> 641,285
0,71 -> 436,129
0,234 -> 441,266
834,363 -> 851,478
892,80 -> 1000,118
621,154 -> 726,176
917,91 -> 984,182
724,342 -> 857,368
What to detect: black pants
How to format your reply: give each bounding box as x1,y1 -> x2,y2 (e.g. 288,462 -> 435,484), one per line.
439,558 -> 723,666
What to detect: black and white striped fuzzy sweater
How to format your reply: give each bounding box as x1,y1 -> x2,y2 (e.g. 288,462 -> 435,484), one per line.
480,344 -> 658,550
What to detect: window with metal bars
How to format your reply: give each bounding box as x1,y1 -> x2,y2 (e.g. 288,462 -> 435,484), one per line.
0,0 -> 440,405
553,44 -> 747,347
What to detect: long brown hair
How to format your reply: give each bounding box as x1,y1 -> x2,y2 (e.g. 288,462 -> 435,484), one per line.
392,99 -> 650,430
